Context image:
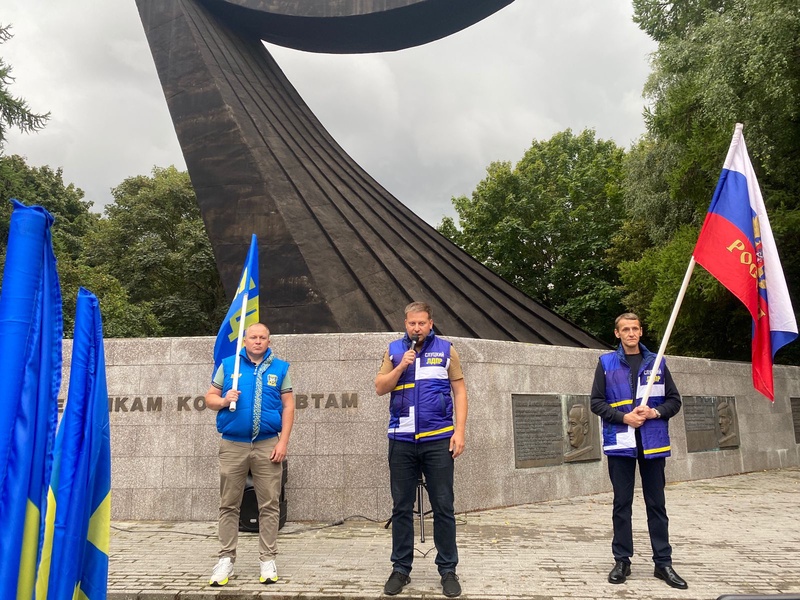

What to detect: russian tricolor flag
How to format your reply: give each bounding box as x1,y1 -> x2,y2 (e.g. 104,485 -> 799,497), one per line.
693,124 -> 798,400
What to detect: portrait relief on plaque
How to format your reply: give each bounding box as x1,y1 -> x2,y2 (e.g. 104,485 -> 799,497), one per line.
563,396 -> 600,463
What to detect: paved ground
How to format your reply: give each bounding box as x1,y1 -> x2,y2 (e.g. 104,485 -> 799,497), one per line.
108,468 -> 800,600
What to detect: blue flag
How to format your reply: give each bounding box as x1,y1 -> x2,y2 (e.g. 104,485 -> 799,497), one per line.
213,234 -> 259,371
36,288 -> 111,600
0,200 -> 63,600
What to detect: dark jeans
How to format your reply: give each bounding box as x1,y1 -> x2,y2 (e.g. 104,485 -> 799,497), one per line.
388,438 -> 458,576
607,452 -> 672,567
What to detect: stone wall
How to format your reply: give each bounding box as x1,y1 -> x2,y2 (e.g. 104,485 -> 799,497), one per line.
61,333 -> 800,521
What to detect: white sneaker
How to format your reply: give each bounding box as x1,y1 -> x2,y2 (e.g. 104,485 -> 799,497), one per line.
260,559 -> 278,584
209,557 -> 234,586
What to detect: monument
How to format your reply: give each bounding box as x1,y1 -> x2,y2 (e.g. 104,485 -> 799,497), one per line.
135,0 -> 605,348
99,1 -> 800,526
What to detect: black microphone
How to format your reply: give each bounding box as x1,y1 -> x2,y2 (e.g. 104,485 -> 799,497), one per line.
408,334 -> 418,351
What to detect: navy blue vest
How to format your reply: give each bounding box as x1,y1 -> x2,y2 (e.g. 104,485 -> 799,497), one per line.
387,333 -> 454,443
599,344 -> 671,459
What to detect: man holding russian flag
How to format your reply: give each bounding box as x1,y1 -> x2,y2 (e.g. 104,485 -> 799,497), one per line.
590,312 -> 687,590
630,124 -> 796,421
587,123 -> 798,592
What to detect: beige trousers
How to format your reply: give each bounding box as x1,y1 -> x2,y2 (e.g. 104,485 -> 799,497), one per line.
218,437 -> 282,561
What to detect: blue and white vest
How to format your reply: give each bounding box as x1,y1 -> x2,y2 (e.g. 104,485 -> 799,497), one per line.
216,348 -> 289,443
387,333 -> 454,443
599,344 -> 671,459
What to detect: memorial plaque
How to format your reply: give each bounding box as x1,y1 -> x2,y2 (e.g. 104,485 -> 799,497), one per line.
684,396 -> 718,452
791,398 -> 800,445
684,395 -> 740,452
563,395 -> 601,463
512,395 -> 563,468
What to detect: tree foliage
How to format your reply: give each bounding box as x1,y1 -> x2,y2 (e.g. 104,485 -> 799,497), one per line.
632,0 -> 731,41
0,154 -> 96,259
620,0 -> 800,364
0,154 -> 161,337
618,225 -> 752,359
641,0 -> 800,207
82,166 -> 226,337
0,25 -> 49,148
438,129 -> 626,341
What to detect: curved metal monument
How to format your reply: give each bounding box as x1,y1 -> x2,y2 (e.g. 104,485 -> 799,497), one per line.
135,0 -> 605,347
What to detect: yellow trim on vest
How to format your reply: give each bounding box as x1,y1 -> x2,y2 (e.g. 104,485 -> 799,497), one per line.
609,399 -> 633,408
644,445 -> 670,455
415,425 -> 454,440
392,383 -> 415,392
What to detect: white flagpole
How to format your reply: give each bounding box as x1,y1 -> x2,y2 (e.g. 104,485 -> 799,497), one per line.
228,289 -> 250,412
640,257 -> 696,407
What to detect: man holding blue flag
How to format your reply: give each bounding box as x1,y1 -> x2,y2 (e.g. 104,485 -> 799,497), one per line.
205,321 -> 295,587
214,234 -> 260,375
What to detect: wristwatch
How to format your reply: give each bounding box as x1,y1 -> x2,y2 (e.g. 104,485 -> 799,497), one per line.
653,408 -> 662,419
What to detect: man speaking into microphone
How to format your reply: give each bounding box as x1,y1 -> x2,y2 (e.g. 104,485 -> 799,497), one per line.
375,302 -> 468,598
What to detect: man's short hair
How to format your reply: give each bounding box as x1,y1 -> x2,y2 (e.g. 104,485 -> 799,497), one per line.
614,312 -> 641,330
404,302 -> 433,319
246,322 -> 270,336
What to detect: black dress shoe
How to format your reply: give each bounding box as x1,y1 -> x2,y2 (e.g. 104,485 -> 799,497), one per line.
654,565 -> 688,589
608,560 -> 631,584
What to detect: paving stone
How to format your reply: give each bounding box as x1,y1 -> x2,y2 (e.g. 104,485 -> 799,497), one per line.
109,468 -> 800,599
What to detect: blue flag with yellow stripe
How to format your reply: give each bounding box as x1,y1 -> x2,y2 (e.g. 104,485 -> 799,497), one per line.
36,288 -> 111,600
0,200 -> 63,600
213,234 -> 259,371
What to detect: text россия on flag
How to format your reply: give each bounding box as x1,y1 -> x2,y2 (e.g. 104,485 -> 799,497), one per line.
693,124 -> 798,400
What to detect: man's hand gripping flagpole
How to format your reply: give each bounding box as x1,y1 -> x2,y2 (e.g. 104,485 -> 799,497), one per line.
228,288 -> 250,412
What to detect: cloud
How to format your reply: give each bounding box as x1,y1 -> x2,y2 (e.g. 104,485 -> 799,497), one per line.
3,0 -> 655,225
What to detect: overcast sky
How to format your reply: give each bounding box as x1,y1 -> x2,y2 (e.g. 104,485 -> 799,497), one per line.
3,0 -> 656,226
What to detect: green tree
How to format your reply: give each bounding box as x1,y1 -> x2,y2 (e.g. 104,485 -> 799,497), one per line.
58,263 -> 162,338
83,166 -> 226,336
621,138 -> 694,247
0,154 -> 95,259
0,25 -> 49,147
438,129 -> 626,341
633,0 -> 731,41
619,0 -> 800,364
618,226 -> 751,359
641,0 -> 800,208
0,154 -> 161,337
